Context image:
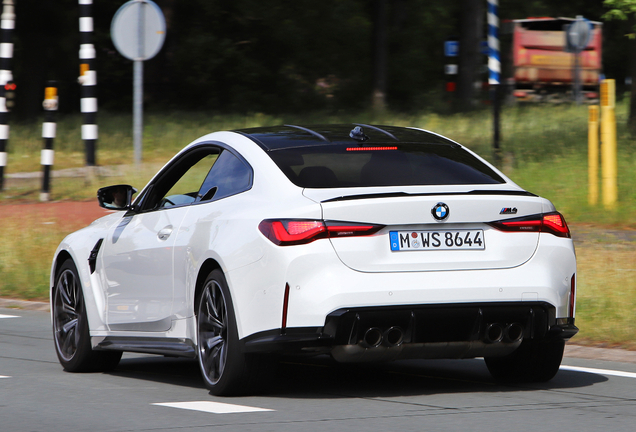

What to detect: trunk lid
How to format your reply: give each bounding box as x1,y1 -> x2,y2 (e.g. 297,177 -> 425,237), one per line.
314,190 -> 543,272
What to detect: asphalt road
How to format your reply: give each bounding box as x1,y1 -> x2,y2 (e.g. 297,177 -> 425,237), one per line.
2,307 -> 636,432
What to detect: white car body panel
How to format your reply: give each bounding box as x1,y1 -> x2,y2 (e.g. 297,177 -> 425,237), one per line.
100,207 -> 189,331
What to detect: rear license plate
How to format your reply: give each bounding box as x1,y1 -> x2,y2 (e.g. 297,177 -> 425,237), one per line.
390,230 -> 485,251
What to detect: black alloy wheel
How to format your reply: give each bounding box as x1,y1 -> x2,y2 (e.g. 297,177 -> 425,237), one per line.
197,269 -> 249,395
52,259 -> 121,372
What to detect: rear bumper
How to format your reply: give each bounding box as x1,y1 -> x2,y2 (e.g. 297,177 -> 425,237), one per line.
241,301 -> 578,361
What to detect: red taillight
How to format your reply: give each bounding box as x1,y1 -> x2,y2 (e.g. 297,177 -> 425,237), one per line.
542,213 -> 570,236
258,220 -> 327,246
488,212 -> 571,238
259,219 -> 383,246
283,220 -> 326,237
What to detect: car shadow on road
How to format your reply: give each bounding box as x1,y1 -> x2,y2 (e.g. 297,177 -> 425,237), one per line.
256,356 -> 608,398
110,355 -> 206,390
108,353 -> 607,398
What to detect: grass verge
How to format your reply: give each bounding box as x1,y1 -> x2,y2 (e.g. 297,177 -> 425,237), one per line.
574,237 -> 636,349
1,104 -> 635,224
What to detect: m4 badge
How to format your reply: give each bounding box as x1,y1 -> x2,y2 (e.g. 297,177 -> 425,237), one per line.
500,207 -> 518,215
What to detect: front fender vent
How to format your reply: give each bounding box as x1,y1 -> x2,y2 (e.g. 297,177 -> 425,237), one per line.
88,239 -> 104,274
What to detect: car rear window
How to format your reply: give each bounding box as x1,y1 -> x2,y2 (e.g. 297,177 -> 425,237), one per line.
267,143 -> 505,188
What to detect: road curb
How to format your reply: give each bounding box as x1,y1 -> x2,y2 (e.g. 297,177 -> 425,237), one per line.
564,344 -> 636,364
0,298 -> 50,312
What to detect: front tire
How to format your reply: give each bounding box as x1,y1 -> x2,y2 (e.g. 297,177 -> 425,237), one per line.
197,269 -> 249,395
485,338 -> 565,383
52,259 -> 122,372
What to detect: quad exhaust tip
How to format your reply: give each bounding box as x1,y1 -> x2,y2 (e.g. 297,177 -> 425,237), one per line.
362,327 -> 383,348
504,323 -> 524,343
361,326 -> 404,348
485,323 -> 504,344
359,323 -> 521,348
485,322 -> 524,344
383,326 -> 404,347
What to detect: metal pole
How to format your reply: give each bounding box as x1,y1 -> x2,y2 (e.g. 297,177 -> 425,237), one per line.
572,16 -> 585,105
133,60 -> 143,165
133,0 -> 145,165
41,82 -> 58,202
0,0 -> 15,191
487,0 -> 501,166
574,51 -> 582,104
79,0 -> 97,166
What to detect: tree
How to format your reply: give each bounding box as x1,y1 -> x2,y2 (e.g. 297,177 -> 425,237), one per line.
604,0 -> 636,20
7,0 -> 630,116
604,0 -> 636,132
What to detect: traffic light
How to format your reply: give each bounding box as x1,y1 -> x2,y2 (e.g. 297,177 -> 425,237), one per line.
4,81 -> 16,111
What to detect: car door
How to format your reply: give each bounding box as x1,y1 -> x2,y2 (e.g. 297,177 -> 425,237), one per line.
170,148 -> 254,319
100,147 -> 220,331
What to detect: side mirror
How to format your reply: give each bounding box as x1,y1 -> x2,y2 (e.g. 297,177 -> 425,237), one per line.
97,184 -> 137,210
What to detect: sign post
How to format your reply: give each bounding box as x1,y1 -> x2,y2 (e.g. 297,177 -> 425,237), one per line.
111,0 -> 165,165
566,16 -> 592,105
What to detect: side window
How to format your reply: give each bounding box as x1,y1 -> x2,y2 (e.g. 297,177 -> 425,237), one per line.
137,149 -> 219,211
196,150 -> 252,202
162,154 -> 217,206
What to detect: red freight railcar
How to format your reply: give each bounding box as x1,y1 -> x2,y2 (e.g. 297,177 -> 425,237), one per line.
512,17 -> 602,102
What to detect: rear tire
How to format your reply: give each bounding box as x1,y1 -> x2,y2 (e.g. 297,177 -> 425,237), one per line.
197,269 -> 250,395
52,259 -> 122,372
485,338 -> 565,383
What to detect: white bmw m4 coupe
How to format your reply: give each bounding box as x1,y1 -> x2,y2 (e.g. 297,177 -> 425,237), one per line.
51,124 -> 577,395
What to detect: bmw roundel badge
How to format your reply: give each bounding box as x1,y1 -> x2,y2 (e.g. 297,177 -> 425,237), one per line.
431,202 -> 450,221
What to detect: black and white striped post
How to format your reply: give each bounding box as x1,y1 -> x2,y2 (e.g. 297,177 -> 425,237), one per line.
41,83 -> 58,202
79,0 -> 97,166
0,0 -> 15,191
487,0 -> 501,166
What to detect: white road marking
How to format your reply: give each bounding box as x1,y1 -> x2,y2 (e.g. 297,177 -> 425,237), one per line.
0,375 -> 10,378
0,314 -> 19,319
561,365 -> 636,379
153,401 -> 274,414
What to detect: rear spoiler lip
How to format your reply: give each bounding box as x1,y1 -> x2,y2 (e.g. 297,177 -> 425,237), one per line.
321,189 -> 538,203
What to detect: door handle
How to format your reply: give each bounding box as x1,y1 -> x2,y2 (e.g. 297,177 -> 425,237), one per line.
157,226 -> 173,241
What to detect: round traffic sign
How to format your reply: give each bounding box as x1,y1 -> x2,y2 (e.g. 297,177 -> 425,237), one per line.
111,0 -> 166,61
567,18 -> 592,53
